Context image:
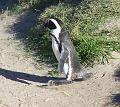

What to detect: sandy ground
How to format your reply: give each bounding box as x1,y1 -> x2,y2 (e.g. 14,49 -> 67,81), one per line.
0,13 -> 120,107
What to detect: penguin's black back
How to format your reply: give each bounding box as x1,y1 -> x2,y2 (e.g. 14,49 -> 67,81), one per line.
59,31 -> 81,73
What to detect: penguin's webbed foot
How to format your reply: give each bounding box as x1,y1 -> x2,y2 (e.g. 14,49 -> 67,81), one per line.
48,80 -> 73,86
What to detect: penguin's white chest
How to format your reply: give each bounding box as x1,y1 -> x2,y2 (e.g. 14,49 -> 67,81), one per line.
52,37 -> 69,75
52,37 -> 60,61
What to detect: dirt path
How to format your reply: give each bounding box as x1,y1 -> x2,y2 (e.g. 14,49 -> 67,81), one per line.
0,13 -> 120,107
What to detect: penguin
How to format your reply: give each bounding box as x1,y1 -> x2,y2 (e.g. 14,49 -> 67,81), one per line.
44,18 -> 91,86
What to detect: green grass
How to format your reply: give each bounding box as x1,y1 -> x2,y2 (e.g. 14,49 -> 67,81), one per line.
9,0 -> 120,67
8,0 -> 61,15
7,0 -> 40,15
8,3 -> 28,15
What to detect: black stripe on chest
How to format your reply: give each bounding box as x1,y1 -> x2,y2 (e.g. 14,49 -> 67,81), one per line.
52,35 -> 62,53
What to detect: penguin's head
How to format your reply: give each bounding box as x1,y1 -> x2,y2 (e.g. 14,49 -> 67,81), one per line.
44,18 -> 64,35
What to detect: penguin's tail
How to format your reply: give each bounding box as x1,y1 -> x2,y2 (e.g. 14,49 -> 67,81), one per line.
72,70 -> 93,81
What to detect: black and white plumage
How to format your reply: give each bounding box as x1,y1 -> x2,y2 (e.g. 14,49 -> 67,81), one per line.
44,18 -> 91,85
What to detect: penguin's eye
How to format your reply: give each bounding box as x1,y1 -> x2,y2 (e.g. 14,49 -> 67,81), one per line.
45,20 -> 57,29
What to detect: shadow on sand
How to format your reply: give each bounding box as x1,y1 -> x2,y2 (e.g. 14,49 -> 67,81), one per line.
105,66 -> 120,106
110,93 -> 120,106
111,66 -> 120,106
114,66 -> 120,81
0,68 -> 64,85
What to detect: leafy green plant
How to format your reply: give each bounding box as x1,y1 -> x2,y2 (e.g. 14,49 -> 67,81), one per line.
30,0 -> 119,66
8,3 -> 27,15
